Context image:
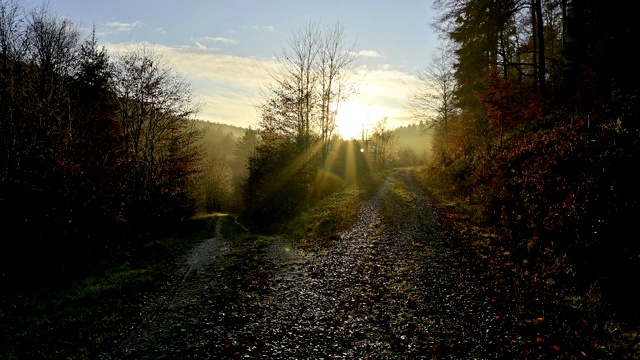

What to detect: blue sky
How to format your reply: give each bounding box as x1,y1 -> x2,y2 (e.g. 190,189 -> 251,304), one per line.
48,0 -> 440,136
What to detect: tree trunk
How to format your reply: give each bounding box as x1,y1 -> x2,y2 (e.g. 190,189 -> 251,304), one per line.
535,0 -> 546,99
531,0 -> 538,93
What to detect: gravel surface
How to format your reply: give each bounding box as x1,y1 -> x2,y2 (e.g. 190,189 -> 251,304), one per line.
100,169 -> 604,359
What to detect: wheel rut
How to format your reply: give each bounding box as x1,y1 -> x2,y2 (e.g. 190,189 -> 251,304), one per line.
101,169 -> 596,359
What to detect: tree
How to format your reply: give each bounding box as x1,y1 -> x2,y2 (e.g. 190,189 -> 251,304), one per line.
532,0 -> 545,98
0,0 -> 25,62
426,0 -> 640,316
113,44 -> 202,226
560,0 -> 640,110
69,27 -> 121,229
318,22 -> 359,161
244,20 -> 360,227
434,0 -> 502,110
260,20 -> 359,157
202,149 -> 234,213
0,1 -> 117,275
369,117 -> 398,169
410,44 -> 459,132
434,0 -> 552,108
265,20 -> 321,152
233,128 -> 260,179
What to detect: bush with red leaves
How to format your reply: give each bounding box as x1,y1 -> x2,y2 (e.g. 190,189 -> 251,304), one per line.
471,117 -> 640,314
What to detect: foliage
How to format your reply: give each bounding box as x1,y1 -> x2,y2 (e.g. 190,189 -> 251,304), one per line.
0,1 -> 202,280
242,133 -> 312,231
201,150 -> 235,213
368,117 -> 399,169
242,21 -> 361,230
0,214 -> 221,360
426,108 -> 640,318
191,121 -> 250,214
477,70 -> 541,146
112,43 -> 202,229
424,0 -> 640,320
481,118 -> 640,305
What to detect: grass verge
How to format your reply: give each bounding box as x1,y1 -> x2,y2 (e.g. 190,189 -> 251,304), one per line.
0,170 -> 390,359
282,170 -> 387,250
0,214 -> 223,360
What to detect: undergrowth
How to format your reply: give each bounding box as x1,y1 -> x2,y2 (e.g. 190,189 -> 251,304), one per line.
0,214 -> 223,360
282,170 -> 387,249
409,166 -> 640,359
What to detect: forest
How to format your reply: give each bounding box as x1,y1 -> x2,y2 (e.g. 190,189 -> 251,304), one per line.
1,0 -> 639,327
0,0 -> 429,283
1,0 -> 640,357
415,0 -> 640,316
0,0 -> 206,280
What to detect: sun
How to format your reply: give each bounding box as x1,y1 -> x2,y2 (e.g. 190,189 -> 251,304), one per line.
334,101 -> 373,140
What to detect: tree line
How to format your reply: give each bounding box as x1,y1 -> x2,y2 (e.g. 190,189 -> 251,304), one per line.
0,2 -> 396,277
0,1 -> 201,278
412,0 -> 640,313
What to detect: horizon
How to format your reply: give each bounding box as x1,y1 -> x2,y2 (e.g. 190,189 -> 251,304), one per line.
49,0 -> 439,139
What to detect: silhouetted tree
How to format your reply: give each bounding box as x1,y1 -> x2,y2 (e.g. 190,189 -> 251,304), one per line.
318,22 -> 359,161
244,20 -> 360,228
369,117 -> 398,169
113,44 -> 202,228
410,44 -> 459,132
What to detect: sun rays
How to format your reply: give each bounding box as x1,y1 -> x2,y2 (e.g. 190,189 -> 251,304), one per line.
334,101 -> 375,140
259,135 -> 373,204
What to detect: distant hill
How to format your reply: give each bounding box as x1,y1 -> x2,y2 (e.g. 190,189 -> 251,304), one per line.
193,119 -> 248,137
395,123 -> 431,154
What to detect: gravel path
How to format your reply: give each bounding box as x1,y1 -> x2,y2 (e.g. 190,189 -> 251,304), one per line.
100,169 -> 601,359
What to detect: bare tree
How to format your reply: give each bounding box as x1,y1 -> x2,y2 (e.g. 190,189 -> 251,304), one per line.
26,2 -> 80,78
369,117 -> 398,169
265,20 -> 321,151
0,0 -> 26,62
409,45 -> 459,132
260,20 -> 359,158
318,21 -> 359,161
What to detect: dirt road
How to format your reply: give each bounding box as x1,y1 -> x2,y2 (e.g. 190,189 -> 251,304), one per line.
100,169 -> 600,359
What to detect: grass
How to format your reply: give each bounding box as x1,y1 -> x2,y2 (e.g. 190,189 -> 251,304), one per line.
285,187 -> 362,244
0,265 -> 154,359
0,214 -> 223,360
408,166 -> 484,222
381,174 -> 417,222
282,170 -> 387,249
0,170 -> 390,359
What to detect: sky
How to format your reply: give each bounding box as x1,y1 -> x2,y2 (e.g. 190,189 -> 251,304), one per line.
47,0 -> 440,138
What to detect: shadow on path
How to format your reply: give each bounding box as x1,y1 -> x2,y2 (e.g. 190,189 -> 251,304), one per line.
101,170 -> 601,359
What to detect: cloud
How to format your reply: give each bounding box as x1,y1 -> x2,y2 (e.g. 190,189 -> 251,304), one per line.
352,65 -> 422,127
351,49 -> 382,58
104,42 -> 275,127
197,36 -> 237,44
103,42 -> 418,130
104,21 -> 141,33
251,25 -> 276,32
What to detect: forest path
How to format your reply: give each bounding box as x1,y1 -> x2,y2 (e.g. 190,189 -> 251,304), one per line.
100,169 -> 598,359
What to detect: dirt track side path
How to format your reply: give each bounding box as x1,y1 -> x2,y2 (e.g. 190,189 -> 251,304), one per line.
100,169 -> 600,359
